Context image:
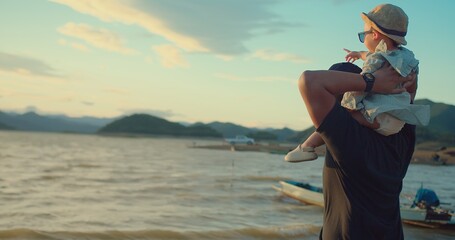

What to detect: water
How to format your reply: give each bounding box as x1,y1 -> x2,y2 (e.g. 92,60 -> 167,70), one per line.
0,131 -> 453,239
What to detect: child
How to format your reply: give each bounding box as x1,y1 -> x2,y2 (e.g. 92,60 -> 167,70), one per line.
285,4 -> 430,163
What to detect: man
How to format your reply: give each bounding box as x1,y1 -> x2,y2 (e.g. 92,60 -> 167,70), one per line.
298,63 -> 417,239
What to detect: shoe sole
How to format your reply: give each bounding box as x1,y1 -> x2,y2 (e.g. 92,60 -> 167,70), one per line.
285,154 -> 318,163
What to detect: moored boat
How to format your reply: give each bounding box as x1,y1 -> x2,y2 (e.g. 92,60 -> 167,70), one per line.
401,187 -> 455,228
272,180 -> 324,207
273,180 -> 454,228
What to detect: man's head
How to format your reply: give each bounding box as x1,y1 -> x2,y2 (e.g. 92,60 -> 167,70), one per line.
359,4 -> 408,50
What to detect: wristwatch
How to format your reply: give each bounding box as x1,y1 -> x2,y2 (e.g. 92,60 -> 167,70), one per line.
362,73 -> 375,92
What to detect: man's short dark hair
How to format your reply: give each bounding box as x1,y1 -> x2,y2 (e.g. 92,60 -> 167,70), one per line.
329,62 -> 362,74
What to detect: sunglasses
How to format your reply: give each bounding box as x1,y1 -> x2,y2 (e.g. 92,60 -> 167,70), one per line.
358,30 -> 373,43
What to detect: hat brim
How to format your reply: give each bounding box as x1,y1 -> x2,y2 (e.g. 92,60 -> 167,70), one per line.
361,13 -> 407,45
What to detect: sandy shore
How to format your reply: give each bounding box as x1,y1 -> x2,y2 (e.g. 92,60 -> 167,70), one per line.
191,142 -> 455,166
412,142 -> 455,165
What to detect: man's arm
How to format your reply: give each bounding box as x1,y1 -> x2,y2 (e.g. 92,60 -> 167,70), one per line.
298,65 -> 413,128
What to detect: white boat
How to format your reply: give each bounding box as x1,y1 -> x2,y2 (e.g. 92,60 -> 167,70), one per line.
400,206 -> 455,228
273,180 -> 455,229
400,187 -> 455,228
272,180 -> 324,207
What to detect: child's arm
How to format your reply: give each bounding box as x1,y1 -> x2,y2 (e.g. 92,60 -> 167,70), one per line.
343,48 -> 369,62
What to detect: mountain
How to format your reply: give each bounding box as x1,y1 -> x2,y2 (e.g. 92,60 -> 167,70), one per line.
268,127 -> 299,141
414,99 -> 455,143
286,127 -> 316,143
205,122 -> 299,141
45,114 -> 116,128
2,98 -> 453,144
0,111 -> 100,133
206,121 -> 252,138
0,121 -> 13,130
414,99 -> 455,133
99,114 -> 222,137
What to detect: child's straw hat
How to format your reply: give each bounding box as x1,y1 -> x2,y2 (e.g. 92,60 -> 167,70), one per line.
361,4 -> 408,45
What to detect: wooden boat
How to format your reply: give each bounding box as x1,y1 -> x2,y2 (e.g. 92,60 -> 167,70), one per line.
401,187 -> 455,228
400,205 -> 455,228
273,180 -> 454,228
272,180 -> 324,207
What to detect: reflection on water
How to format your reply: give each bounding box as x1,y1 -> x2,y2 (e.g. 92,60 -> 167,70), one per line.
0,131 -> 453,239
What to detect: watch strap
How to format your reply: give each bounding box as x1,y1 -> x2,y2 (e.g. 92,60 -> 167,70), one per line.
362,73 -> 375,92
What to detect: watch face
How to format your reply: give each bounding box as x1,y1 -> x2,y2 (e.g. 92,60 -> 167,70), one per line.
364,73 -> 375,81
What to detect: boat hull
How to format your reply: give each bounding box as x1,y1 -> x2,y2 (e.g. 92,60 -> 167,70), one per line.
273,180 -> 455,228
273,181 -> 323,207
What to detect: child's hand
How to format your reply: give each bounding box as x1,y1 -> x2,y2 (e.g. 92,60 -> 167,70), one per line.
343,48 -> 361,63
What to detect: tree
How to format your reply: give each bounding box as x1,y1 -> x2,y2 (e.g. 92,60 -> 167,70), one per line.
247,131 -> 277,141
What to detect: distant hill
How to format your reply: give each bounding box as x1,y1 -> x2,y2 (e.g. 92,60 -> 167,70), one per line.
45,114 -> 116,128
414,99 -> 455,133
0,121 -> 13,130
268,127 -> 299,141
206,122 -> 298,141
414,99 -> 455,144
2,98 -> 453,144
286,127 -> 316,143
0,111 -> 100,133
206,121 -> 252,138
99,114 -> 222,138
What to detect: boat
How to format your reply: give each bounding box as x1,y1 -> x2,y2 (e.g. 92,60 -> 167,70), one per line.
400,187 -> 455,228
272,180 -> 324,207
273,180 -> 455,228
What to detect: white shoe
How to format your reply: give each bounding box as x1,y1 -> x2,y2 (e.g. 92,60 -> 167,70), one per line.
284,145 -> 318,163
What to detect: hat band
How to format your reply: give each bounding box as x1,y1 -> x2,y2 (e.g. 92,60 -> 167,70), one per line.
370,18 -> 407,37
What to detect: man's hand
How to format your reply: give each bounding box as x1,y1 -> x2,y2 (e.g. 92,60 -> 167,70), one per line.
372,64 -> 416,94
404,73 -> 418,102
403,73 -> 417,94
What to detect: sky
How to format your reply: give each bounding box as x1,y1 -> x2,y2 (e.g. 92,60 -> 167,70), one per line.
1,0 -> 454,130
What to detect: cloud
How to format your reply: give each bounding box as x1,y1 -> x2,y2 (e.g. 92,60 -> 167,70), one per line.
81,101 -> 94,106
153,44 -> 189,68
251,49 -> 309,63
58,22 -> 136,55
0,52 -> 60,77
51,0 -> 301,55
58,38 -> 89,52
52,0 -> 207,53
215,73 -> 292,83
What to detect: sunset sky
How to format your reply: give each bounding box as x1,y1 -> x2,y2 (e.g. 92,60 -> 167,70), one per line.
1,0 -> 454,130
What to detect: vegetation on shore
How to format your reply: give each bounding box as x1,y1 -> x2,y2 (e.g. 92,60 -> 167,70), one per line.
0,122 -> 13,130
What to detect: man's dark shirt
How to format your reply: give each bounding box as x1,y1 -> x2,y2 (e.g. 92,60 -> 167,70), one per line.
317,103 -> 416,240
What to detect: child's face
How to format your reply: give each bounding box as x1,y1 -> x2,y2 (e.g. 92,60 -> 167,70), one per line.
363,23 -> 377,52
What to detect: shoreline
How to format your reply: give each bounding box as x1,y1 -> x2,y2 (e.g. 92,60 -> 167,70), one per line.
190,142 -> 455,166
